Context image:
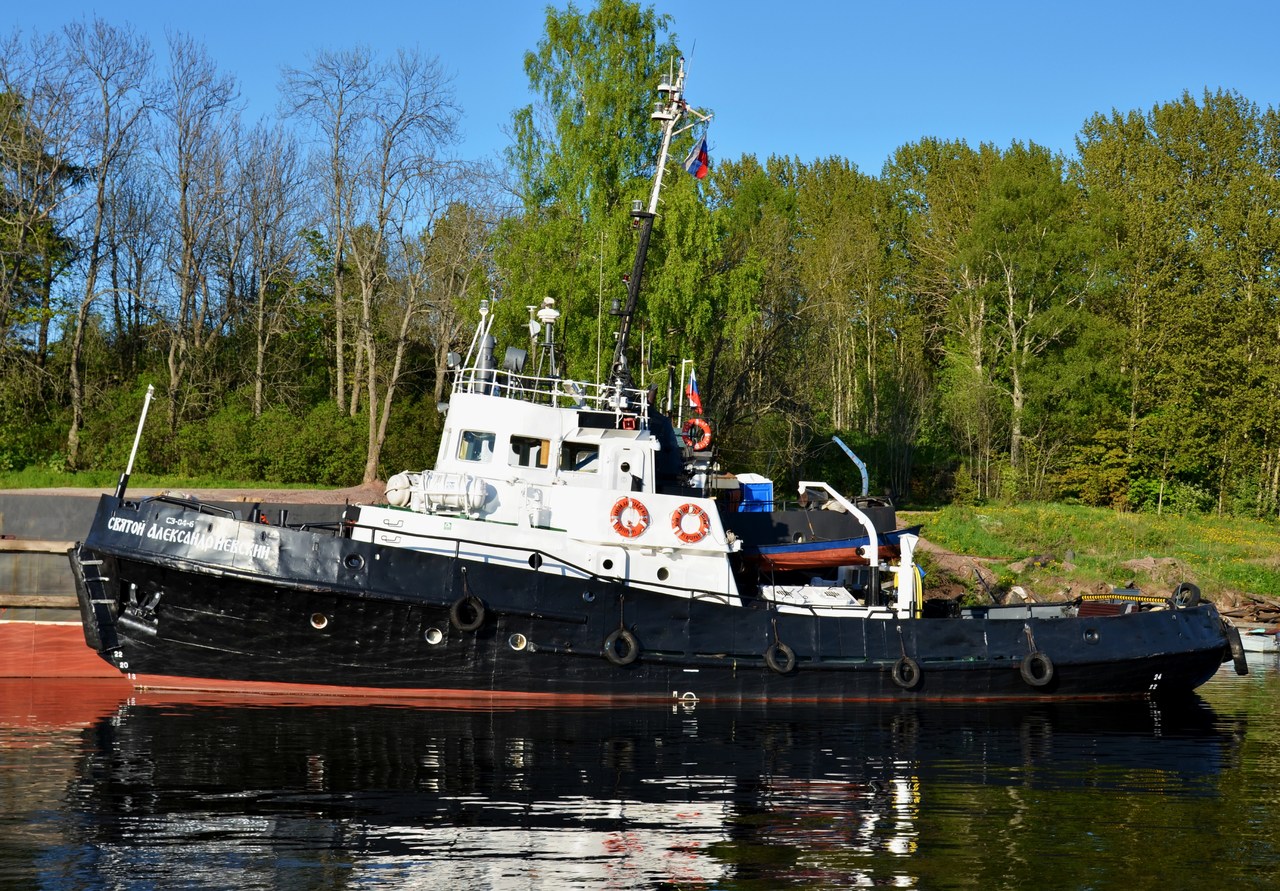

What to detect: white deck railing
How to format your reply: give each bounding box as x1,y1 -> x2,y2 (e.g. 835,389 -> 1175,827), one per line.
452,367 -> 652,424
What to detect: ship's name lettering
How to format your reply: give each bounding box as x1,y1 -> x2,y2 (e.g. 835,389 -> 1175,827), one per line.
107,517 -> 146,536
143,523 -> 272,559
105,515 -> 270,560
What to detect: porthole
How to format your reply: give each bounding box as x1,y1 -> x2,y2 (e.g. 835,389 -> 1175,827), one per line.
657,567 -> 670,581
508,633 -> 528,651
1083,628 -> 1100,644
603,558 -> 614,571
343,553 -> 365,570
529,553 -> 543,569
310,613 -> 329,630
424,626 -> 444,645
582,591 -> 596,603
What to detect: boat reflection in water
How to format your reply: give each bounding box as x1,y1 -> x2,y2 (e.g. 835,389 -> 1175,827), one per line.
52,689 -> 1242,890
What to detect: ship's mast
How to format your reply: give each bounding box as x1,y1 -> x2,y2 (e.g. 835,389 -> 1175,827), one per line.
609,58 -> 708,395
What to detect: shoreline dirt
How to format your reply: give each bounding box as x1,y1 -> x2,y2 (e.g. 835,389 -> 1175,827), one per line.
7,482 -> 388,504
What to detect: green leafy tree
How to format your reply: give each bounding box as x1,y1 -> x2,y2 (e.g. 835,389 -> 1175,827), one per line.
0,33 -> 85,370
963,142 -> 1097,479
884,138 -> 1003,497
790,157 -> 927,497
701,154 -> 808,479
1077,90 -> 1280,515
497,0 -> 679,382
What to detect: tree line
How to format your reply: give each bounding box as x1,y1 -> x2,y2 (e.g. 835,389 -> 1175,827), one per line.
3,1 -> 1278,518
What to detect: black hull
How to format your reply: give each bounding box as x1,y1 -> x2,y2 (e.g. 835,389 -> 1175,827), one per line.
72,495 -> 1231,702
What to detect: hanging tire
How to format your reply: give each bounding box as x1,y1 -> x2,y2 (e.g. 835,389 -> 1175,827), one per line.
1020,652 -> 1055,688
449,594 -> 486,632
1170,582 -> 1201,608
891,656 -> 922,690
764,641 -> 796,674
1224,623 -> 1248,676
603,628 -> 640,666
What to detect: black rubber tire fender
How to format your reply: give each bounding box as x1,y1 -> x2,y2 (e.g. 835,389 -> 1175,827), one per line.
449,594 -> 486,632
1020,651 -> 1055,688
1170,582 -> 1202,608
1224,623 -> 1248,676
603,628 -> 640,666
764,641 -> 796,674
891,656 -> 922,690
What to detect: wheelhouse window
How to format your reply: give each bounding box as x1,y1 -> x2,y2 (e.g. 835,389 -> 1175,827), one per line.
458,430 -> 496,462
559,441 -> 598,473
510,435 -> 550,469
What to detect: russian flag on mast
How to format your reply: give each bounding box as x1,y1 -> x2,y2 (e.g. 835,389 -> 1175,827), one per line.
683,135 -> 710,179
686,368 -> 703,414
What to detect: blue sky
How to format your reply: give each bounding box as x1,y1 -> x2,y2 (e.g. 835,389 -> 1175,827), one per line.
9,0 -> 1278,175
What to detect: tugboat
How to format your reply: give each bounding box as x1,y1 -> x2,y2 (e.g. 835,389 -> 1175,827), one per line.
68,62 -> 1243,702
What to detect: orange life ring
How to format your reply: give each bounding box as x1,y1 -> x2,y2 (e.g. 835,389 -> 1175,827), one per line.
682,417 -> 712,451
610,497 -> 650,538
671,503 -> 711,544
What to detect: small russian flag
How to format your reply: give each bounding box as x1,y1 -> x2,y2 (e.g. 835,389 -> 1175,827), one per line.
686,368 -> 703,414
683,135 -> 709,179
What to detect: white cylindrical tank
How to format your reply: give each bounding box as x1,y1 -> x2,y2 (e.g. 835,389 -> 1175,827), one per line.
385,470 -> 489,514
421,470 -> 488,513
385,472 -> 415,507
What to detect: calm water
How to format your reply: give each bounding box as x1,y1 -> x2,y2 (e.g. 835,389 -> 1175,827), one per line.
2,658 -> 1277,890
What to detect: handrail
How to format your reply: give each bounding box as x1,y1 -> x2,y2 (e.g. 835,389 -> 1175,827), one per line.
146,496 -> 239,518
452,365 -> 652,424
796,480 -> 880,560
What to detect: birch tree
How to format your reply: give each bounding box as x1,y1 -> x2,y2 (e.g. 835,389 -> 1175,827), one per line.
964,142 -> 1094,478
282,47 -> 375,415
238,123 -> 310,416
155,32 -> 239,431
349,48 -> 458,482
62,19 -> 153,467
0,29 -> 80,363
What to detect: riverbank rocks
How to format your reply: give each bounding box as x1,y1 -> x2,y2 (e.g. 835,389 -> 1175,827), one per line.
1008,554 -> 1077,573
1120,556 -> 1188,583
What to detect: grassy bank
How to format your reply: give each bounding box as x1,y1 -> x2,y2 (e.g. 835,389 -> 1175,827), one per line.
900,502 -> 1280,604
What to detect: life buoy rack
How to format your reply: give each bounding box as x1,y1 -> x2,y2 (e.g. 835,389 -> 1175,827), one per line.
671,503 -> 711,544
682,417 -> 712,451
609,497 -> 650,538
